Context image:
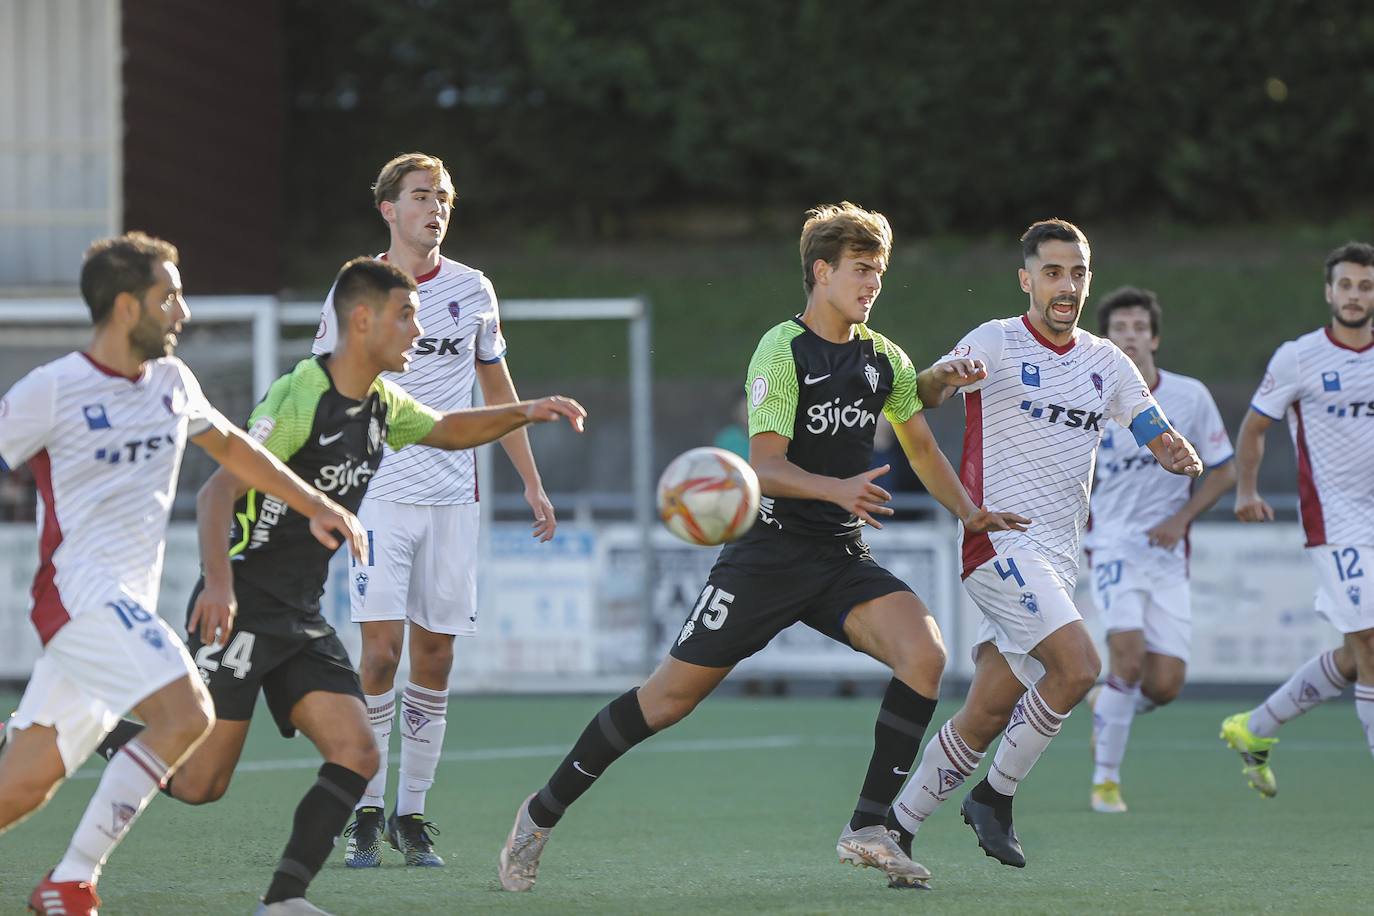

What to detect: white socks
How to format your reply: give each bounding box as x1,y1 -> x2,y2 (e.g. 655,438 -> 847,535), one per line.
359,690 -> 394,811
397,682 -> 448,817
52,740 -> 169,884
891,720 -> 984,837
1248,650 -> 1350,738
1092,675 -> 1140,785
1356,684 -> 1374,761
988,687 -> 1068,797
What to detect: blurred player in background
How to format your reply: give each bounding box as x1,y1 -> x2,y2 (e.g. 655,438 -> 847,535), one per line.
312,153 -> 557,867
497,202 -> 1027,893
1220,242 -> 1374,795
93,258 -> 585,914
0,234 -> 364,916
1082,288 -> 1235,813
889,220 -> 1203,872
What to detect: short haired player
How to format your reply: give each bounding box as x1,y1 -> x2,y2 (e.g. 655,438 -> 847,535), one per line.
90,257 -> 585,914
887,220 -> 1203,872
1083,287 -> 1235,813
1220,242 -> 1374,795
0,233 -> 364,916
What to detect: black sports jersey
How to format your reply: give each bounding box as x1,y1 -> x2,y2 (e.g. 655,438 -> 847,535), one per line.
745,317 -> 921,537
224,356 -> 438,636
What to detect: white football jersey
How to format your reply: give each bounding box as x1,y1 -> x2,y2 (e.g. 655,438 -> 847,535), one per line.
0,353 -> 227,645
948,316 -> 1162,583
1084,369 -> 1234,573
1250,327 -> 1374,547
313,255 -> 507,505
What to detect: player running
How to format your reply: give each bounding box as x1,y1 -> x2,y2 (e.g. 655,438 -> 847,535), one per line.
0,233 -> 364,916
93,257 -> 586,914
497,202 -> 1028,893
1220,242 -> 1374,795
1083,287 -> 1235,813
312,153 -> 556,867
887,220 -> 1203,872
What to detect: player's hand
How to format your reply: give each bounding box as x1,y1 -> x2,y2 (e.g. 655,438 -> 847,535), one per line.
929,358 -> 988,389
1157,432 -> 1203,478
189,578 -> 237,646
1234,491 -> 1275,523
1146,515 -> 1188,549
526,484 -> 557,541
963,507 -> 1031,534
522,395 -> 587,432
308,499 -> 368,562
831,466 -> 894,529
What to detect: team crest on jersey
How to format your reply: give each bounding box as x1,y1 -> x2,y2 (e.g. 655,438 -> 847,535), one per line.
678,620 -> 696,645
1020,591 -> 1040,615
1322,370 -> 1341,391
368,416 -> 383,452
355,571 -> 369,598
936,766 -> 965,796
1348,585 -> 1361,606
448,301 -> 461,322
83,404 -> 111,430
141,626 -> 166,653
1091,372 -> 1104,396
864,363 -> 879,393
111,801 -> 137,835
1021,363 -> 1041,387
162,388 -> 185,416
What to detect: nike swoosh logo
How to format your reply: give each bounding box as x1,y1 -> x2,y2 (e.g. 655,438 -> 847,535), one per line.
803,373 -> 831,385
572,760 -> 598,779
892,766 -> 910,776
318,431 -> 345,446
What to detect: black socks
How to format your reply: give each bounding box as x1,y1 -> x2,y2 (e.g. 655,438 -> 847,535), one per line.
850,678 -> 937,830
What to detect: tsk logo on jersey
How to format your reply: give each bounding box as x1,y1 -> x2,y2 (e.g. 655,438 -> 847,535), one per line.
1021,363 -> 1041,387
94,434 -> 177,465
1322,370 -> 1341,391
83,404 -> 111,429
1324,401 -> 1374,418
1102,453 -> 1159,475
806,398 -> 877,436
864,363 -> 879,393
414,337 -> 466,355
1018,400 -> 1103,431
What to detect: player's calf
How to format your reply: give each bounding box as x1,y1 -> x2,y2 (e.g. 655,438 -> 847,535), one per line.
0,726 -> 66,832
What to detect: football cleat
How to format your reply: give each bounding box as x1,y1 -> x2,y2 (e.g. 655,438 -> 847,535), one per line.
498,794 -> 551,892
1220,713 -> 1278,798
836,824 -> 932,889
29,871 -> 100,915
1091,780 -> 1128,813
960,794 -> 1026,868
342,806 -> 385,868
387,812 -> 444,867
254,898 -> 334,915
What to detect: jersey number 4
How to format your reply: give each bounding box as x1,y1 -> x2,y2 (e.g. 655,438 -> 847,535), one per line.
994,558 -> 1026,588
195,632 -> 256,680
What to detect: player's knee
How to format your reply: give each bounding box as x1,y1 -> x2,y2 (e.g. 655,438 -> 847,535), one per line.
173,771 -> 228,805
642,690 -> 700,731
1144,681 -> 1181,706
361,646 -> 402,685
1112,658 -> 1144,685
329,738 -> 380,780
0,778 -> 57,827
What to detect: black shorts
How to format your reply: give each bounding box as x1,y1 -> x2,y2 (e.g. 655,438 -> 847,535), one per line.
668,526 -> 912,668
185,583 -> 363,738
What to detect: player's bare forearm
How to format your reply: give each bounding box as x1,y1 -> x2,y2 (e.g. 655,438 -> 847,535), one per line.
195,467 -> 246,586
477,360 -> 545,486
892,413 -> 976,520
915,368 -> 956,409
1234,409 -> 1273,499
1145,429 -> 1203,478
422,404 -> 532,450
749,452 -> 846,503
1179,459 -> 1238,524
194,426 -> 329,518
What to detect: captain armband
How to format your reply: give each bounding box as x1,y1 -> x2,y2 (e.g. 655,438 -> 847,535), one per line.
1129,404 -> 1169,447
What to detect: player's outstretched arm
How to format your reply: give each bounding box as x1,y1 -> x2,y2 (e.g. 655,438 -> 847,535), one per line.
189,467 -> 249,645
1144,429 -> 1204,479
420,396 -> 586,451
191,425 -> 366,560
748,431 -> 896,528
476,361 -> 557,542
1233,408 -> 1276,522
892,413 -> 1031,533
915,358 -> 987,409
1146,459 -> 1237,549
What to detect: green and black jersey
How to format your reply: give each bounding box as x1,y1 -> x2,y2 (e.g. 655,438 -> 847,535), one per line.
746,317 -> 921,537
226,356 -> 439,636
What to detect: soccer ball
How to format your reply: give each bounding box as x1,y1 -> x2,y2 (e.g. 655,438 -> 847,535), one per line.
657,447 -> 761,546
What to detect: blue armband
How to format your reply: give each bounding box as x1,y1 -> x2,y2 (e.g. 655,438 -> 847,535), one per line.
1129,405 -> 1169,446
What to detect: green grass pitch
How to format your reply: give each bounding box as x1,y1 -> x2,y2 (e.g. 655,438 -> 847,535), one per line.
2,694 -> 1368,914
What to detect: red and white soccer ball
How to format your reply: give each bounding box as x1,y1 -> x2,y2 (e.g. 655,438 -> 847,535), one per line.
657,447 -> 761,546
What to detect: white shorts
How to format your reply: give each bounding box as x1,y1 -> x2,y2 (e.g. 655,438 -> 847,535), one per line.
965,552 -> 1082,689
1308,544 -> 1374,634
1089,556 -> 1191,663
350,498 -> 479,636
11,605 -> 197,774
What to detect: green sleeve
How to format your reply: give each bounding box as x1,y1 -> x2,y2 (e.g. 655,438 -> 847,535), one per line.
871,331 -> 923,424
745,322 -> 803,438
246,359 -> 327,461
376,379 -> 440,449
